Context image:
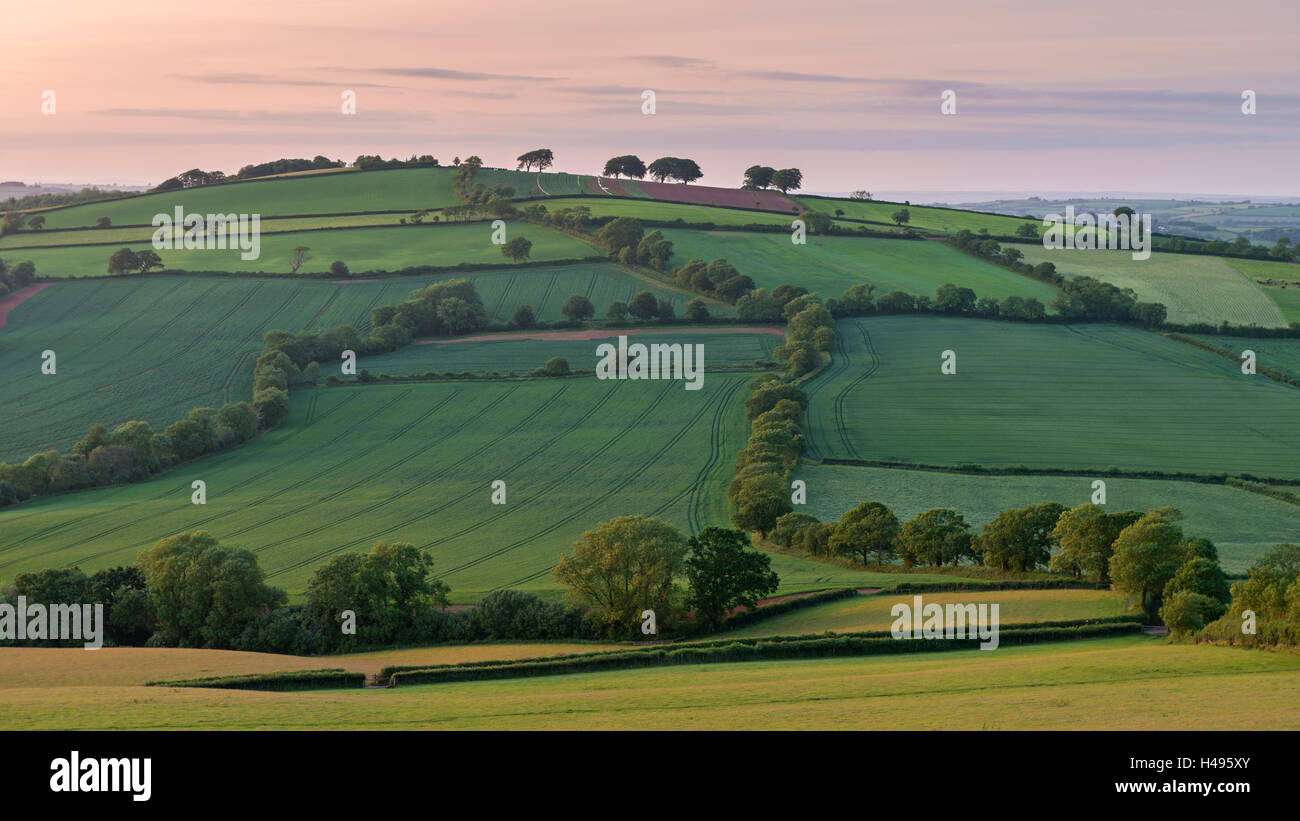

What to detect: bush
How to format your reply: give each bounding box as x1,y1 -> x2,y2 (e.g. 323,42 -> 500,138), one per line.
544,357 -> 570,376
1161,591 -> 1226,637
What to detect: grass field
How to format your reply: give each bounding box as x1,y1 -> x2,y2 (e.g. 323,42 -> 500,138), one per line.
1017,246 -> 1288,328
0,213 -> 413,250
515,196 -> 826,227
5,636 -> 1298,729
795,463 -> 1300,574
803,315 -> 1300,479
1226,257 -> 1300,325
360,328 -> 781,375
1187,333 -> 1300,382
10,222 -> 595,276
0,378 -> 757,600
0,268 -> 697,460
659,229 -> 1060,302
723,589 -> 1127,638
796,196 -> 1042,235
18,168 -> 456,230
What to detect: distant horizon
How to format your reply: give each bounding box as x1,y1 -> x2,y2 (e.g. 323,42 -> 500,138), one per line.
2,0 -> 1296,196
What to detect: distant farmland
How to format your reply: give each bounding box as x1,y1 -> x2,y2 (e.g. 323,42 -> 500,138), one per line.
1017,246 -> 1289,328
803,315 -> 1300,479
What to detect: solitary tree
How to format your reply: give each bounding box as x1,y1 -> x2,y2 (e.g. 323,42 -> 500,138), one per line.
502,236 -> 532,262
289,245 -> 311,274
684,527 -> 779,631
891,208 -> 911,226
561,293 -> 595,321
107,247 -> 140,274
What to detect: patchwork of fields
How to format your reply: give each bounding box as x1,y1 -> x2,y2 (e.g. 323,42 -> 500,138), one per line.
659,229 -> 1060,301
795,463 -> 1300,573
0,378 -> 756,599
803,315 -> 1300,478
0,267 -> 699,460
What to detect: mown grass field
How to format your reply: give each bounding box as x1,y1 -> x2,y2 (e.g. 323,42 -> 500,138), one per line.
1017,246 -> 1288,328
795,196 -> 1042,235
0,378 -> 757,600
11,222 -> 594,276
803,315 -> 1300,479
5,637 -> 1298,730
360,328 -> 781,375
19,168 -> 456,230
0,268 -> 699,461
659,229 -> 1060,302
795,463 -> 1300,574
1226,257 -> 1300,325
723,589 -> 1127,638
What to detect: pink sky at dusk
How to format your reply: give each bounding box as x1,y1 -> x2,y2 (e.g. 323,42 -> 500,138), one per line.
1,0 -> 1297,194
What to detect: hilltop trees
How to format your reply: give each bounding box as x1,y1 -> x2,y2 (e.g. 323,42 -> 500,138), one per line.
743,166 -> 775,189
648,157 -> 703,184
603,155 -> 647,179
743,166 -> 802,192
770,168 -> 803,193
516,148 -> 554,172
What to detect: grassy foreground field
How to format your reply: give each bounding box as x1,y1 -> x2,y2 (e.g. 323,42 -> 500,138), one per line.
795,463 -> 1300,574
723,589 -> 1127,638
659,228 -> 1060,301
0,268 -> 696,460
804,315 -> 1300,479
11,222 -> 594,276
1018,246 -> 1289,328
5,637 -> 1298,729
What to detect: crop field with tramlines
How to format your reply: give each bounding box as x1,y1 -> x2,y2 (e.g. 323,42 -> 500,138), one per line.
795,195 -> 1043,235
0,268 -> 702,461
802,315 -> 1300,478
0,377 -> 758,600
659,228 -> 1062,300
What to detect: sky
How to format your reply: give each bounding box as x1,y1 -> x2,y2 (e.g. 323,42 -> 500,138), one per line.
1,0 -> 1297,195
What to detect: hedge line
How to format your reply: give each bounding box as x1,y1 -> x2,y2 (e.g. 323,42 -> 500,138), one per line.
704,587 -> 858,634
1224,477 -> 1300,507
148,669 -> 365,691
814,457 -> 1300,487
885,579 -> 1114,593
387,622 -> 1143,686
1165,333 -> 1300,385
41,255 -> 610,282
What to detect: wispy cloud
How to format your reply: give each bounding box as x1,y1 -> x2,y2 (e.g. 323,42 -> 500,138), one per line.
173,72 -> 391,88
372,67 -> 561,82
626,55 -> 716,69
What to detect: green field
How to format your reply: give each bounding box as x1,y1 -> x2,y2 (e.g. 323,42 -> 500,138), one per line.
0,213 -> 413,250
659,229 -> 1060,302
0,268 -> 697,460
1226,257 -> 1300,325
18,168 -> 456,230
0,377 -> 757,599
10,222 -> 595,277
5,636 -> 1299,729
361,328 -> 781,375
1017,246 -> 1288,328
518,197 -> 827,227
1187,333 -> 1300,382
723,589 -> 1127,638
803,315 -> 1300,479
795,463 -> 1300,573
795,196 -> 1042,236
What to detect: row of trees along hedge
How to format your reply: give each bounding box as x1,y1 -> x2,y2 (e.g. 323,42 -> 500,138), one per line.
772,499 -> 1231,622
3,520 -> 786,651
